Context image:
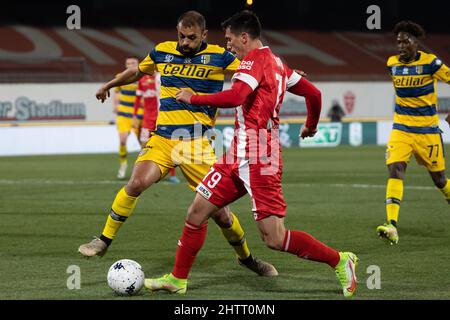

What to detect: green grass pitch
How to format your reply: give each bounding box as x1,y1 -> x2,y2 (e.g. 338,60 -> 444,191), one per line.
1,145 -> 449,300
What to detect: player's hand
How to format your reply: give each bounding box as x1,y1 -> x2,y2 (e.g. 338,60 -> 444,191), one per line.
131,115 -> 139,129
176,90 -> 194,104
446,113 -> 450,126
294,69 -> 307,77
300,126 -> 317,139
96,85 -> 110,103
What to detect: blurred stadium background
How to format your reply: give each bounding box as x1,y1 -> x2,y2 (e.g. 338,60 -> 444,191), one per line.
1,0 -> 449,155
1,0 -> 450,300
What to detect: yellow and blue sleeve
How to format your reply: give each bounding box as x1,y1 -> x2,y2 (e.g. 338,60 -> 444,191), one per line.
139,51 -> 156,75
431,57 -> 450,84
223,51 -> 240,72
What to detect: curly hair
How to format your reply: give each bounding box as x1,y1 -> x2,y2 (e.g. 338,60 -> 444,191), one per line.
393,20 -> 426,38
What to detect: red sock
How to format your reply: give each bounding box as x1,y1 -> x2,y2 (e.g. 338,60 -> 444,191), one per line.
170,168 -> 176,176
282,230 -> 340,268
172,221 -> 208,279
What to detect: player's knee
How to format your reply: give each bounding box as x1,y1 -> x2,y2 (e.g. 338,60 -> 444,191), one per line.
126,176 -> 150,195
262,235 -> 284,251
433,174 -> 447,189
389,163 -> 406,179
187,203 -> 202,218
211,210 -> 232,228
186,203 -> 211,226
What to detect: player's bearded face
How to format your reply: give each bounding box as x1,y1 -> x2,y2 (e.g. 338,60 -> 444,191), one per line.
397,32 -> 417,62
224,27 -> 245,60
177,23 -> 207,55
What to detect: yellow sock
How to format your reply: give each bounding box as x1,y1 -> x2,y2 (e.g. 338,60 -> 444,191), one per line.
119,145 -> 127,165
386,178 -> 403,224
102,187 -> 138,240
220,212 -> 251,260
438,179 -> 450,204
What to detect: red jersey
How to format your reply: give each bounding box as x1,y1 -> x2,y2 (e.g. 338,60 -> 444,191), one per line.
134,74 -> 160,130
191,46 -> 317,220
229,47 -> 301,159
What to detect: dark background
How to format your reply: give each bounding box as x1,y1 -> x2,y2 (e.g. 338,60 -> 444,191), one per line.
1,0 -> 448,32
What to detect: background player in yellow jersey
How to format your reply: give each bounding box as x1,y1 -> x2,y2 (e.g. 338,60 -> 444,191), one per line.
377,21 -> 450,244
78,11 -> 277,276
114,56 -> 143,179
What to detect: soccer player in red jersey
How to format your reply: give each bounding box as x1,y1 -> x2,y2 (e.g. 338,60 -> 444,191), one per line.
146,10 -> 359,298
132,73 -> 180,183
133,73 -> 159,147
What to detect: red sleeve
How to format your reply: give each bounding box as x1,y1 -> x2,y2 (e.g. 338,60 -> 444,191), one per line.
288,77 -> 321,129
191,80 -> 253,108
133,81 -> 143,116
190,51 -> 262,108
231,50 -> 264,91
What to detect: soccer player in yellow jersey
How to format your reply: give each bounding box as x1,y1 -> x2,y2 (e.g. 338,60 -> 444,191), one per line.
114,56 -> 144,179
377,21 -> 450,244
78,11 -> 277,276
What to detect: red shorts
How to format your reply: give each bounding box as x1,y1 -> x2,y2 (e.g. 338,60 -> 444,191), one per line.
142,119 -> 156,132
196,157 -> 286,221
139,119 -> 156,144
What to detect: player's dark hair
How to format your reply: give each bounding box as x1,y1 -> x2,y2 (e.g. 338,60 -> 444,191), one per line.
393,20 -> 426,38
126,55 -> 140,62
178,10 -> 206,31
221,10 -> 261,39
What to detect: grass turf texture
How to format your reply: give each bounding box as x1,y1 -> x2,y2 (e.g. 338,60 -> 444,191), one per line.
1,145 -> 449,300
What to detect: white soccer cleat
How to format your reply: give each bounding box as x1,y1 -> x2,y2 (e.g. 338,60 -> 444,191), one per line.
239,256 -> 278,276
117,163 -> 128,179
78,237 -> 108,257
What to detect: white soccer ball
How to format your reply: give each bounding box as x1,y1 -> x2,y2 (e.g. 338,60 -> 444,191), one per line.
107,259 -> 145,296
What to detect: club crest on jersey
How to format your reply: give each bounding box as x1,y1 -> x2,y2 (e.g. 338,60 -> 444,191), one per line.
391,66 -> 397,75
200,55 -> 210,64
164,54 -> 174,63
415,66 -> 423,74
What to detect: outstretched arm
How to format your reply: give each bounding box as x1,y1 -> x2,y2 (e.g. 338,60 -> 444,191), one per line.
176,80 -> 253,108
96,67 -> 146,103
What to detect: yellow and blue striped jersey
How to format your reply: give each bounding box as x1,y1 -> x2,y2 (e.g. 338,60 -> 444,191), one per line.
138,41 -> 240,138
387,50 -> 450,134
115,78 -> 143,119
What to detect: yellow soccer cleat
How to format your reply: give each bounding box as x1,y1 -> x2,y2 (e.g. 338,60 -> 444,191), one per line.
376,223 -> 399,245
145,273 -> 187,294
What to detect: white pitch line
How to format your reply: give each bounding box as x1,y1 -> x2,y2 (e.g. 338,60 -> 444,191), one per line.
330,183 -> 435,191
0,179 -> 438,191
284,182 -> 436,191
0,179 -> 122,185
